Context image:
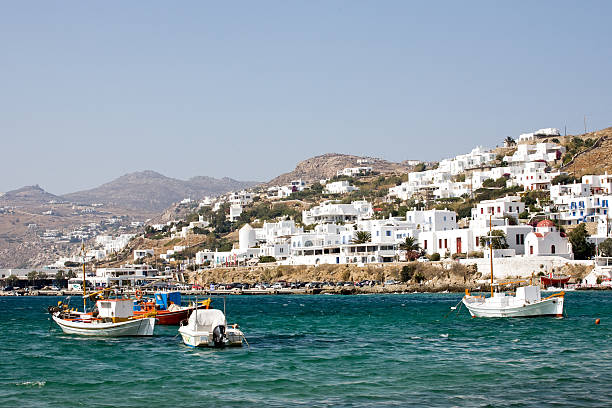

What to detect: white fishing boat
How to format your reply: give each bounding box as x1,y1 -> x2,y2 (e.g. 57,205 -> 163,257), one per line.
462,215 -> 565,318
178,308 -> 244,347
51,299 -> 156,336
462,286 -> 564,318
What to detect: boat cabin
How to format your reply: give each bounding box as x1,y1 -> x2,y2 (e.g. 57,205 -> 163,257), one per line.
96,299 -> 134,321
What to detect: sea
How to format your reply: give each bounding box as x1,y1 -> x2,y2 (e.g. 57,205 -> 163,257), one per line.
0,292 -> 610,407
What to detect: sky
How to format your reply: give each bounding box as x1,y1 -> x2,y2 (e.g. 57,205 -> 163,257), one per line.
1,1 -> 612,194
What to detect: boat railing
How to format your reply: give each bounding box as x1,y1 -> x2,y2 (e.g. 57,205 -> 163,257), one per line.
542,291 -> 565,300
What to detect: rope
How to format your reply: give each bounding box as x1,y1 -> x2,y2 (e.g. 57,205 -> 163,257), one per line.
444,299 -> 463,319
242,334 -> 250,349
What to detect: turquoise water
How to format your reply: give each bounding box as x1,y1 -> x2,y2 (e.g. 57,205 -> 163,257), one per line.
0,292 -> 611,407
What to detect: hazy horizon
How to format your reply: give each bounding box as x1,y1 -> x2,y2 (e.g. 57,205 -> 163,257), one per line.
2,1 -> 612,194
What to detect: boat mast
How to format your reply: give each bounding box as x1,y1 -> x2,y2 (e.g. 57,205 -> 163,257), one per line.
82,241 -> 87,313
489,213 -> 493,298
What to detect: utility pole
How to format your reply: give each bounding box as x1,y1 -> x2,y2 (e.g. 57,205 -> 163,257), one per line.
584,115 -> 587,134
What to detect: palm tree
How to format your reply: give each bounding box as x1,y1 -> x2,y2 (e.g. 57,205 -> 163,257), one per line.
351,231 -> 371,244
399,236 -> 422,261
504,136 -> 516,146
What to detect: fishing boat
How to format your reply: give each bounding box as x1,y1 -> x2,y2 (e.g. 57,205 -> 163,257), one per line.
178,301 -> 244,347
462,285 -> 564,318
133,291 -> 209,325
462,216 -> 565,318
48,243 -> 156,336
540,273 -> 571,289
50,298 -> 156,336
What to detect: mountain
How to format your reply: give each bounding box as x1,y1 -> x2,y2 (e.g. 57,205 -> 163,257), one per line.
0,185 -> 65,205
61,171 -> 258,212
267,153 -> 413,186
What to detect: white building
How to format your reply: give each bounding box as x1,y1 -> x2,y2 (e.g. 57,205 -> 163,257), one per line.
518,128 -> 560,142
524,220 -> 572,258
229,191 -> 253,206
228,204 -> 243,222
337,167 -> 372,177
405,209 -> 457,232
134,249 -> 155,260
324,180 -> 358,194
504,142 -> 565,164
302,200 -> 373,225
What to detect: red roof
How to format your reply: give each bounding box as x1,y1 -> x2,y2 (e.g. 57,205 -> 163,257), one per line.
537,219 -> 555,228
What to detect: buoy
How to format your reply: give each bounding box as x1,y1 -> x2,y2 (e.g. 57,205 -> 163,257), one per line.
595,318 -> 600,325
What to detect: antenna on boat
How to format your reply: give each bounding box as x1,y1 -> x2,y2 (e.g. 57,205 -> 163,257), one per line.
80,240 -> 87,313
489,214 -> 494,298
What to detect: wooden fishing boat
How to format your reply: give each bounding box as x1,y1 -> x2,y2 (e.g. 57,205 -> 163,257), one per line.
50,298 -> 156,336
133,291 -> 210,325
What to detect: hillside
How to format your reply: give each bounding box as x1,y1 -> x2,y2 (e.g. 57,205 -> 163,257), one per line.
559,126 -> 612,177
267,153 -> 414,186
62,171 -> 258,212
0,185 -> 65,206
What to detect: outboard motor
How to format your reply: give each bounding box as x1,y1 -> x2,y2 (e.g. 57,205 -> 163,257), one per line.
212,325 -> 226,347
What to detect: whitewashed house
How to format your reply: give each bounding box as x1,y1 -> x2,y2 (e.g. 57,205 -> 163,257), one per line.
302,200 -> 373,225
134,249 -> 155,260
324,180 -> 358,194
524,220 -> 572,258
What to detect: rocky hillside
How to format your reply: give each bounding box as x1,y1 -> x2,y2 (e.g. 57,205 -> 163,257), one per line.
267,153 -> 414,186
560,126 -> 612,177
62,171 -> 258,212
0,185 -> 65,206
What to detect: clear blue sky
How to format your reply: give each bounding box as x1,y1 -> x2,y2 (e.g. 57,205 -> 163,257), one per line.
2,1 -> 611,194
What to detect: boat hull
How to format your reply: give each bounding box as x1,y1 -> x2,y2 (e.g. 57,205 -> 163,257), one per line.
134,308 -> 190,325
462,297 -> 564,318
52,315 -> 156,336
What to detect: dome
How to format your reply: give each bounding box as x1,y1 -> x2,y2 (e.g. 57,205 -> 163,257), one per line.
536,220 -> 555,228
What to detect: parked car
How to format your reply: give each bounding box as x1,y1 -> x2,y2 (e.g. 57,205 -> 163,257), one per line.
272,283 -> 283,290
384,279 -> 399,285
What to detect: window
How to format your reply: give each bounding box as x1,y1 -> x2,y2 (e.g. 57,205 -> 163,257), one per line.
481,208 -> 484,214
386,231 -> 391,237
439,239 -> 442,248
444,239 -> 448,249
516,235 -> 520,245
529,246 -> 533,255
423,240 -> 428,249
475,237 -> 479,246
551,245 -> 556,254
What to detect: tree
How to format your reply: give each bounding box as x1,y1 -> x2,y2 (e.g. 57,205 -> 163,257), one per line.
504,136 -> 516,146
6,274 -> 19,287
27,271 -> 38,285
351,231 -> 371,244
400,264 -> 417,282
399,237 -> 421,261
66,270 -> 77,279
551,174 -> 576,185
479,230 -> 509,249
569,223 -> 595,260
258,256 -> 277,263
413,163 -> 426,172
598,238 -> 612,257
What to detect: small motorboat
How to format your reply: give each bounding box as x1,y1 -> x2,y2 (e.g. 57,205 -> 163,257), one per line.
49,298 -> 156,336
133,291 -> 209,325
178,308 -> 244,348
